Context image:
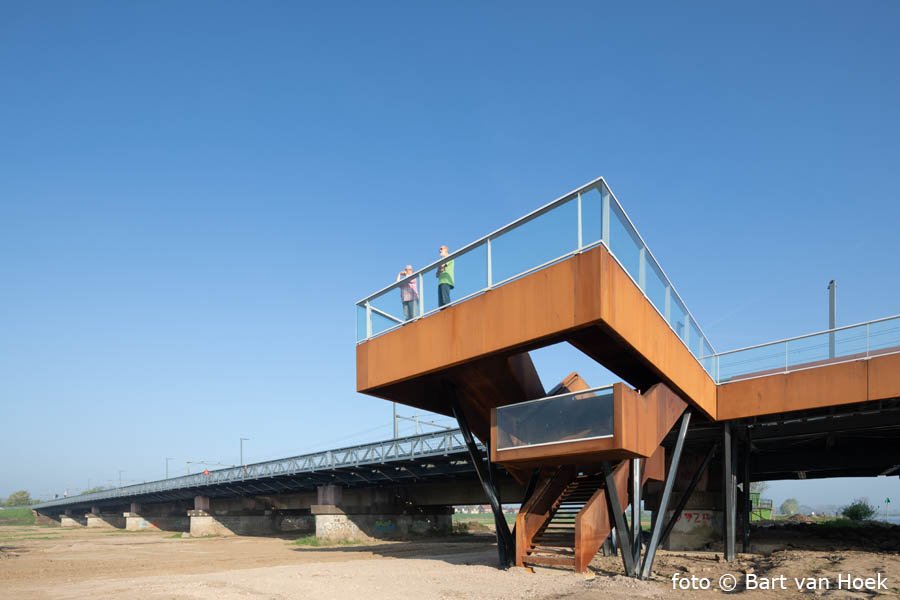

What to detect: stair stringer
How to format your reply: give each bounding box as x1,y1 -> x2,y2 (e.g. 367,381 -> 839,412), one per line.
514,465 -> 576,567
573,461 -> 629,572
572,447 -> 667,572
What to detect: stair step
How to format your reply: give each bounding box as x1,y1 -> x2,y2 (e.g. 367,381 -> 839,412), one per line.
524,555 -> 576,568
532,542 -> 575,550
540,529 -> 574,535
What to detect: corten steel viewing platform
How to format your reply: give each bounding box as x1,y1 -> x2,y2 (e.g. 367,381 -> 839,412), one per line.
356,177 -> 900,575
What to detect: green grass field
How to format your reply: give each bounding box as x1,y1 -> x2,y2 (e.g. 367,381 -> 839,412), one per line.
0,507 -> 35,527
452,512 -> 516,528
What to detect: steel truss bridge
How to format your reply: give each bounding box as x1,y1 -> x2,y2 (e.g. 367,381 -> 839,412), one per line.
34,429 -> 481,511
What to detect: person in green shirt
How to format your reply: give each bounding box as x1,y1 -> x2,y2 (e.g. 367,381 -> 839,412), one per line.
436,245 -> 455,307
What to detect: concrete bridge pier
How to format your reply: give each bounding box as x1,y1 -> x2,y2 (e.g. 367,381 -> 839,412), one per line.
60,508 -> 86,527
188,495 -> 314,537
124,501 -> 190,532
313,484 -> 452,543
85,505 -> 125,529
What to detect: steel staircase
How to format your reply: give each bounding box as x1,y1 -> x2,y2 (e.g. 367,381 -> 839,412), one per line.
523,473 -> 606,569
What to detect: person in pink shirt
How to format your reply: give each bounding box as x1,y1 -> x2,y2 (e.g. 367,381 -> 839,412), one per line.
396,264 -> 419,321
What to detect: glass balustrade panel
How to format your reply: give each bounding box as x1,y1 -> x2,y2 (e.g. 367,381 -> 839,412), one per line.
490,197 -> 578,285
496,388 -> 614,450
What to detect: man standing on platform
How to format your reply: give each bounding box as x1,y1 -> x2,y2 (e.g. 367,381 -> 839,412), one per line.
437,245 -> 455,307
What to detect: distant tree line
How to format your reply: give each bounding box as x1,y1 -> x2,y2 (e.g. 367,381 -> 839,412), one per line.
4,490 -> 33,506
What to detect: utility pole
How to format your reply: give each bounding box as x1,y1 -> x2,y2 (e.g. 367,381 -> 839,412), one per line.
118,470 -> 125,487
165,457 -> 174,479
240,438 -> 250,467
393,403 -> 398,438
828,280 -> 837,358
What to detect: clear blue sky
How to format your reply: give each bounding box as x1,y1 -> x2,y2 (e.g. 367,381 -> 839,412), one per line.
1,2 -> 897,508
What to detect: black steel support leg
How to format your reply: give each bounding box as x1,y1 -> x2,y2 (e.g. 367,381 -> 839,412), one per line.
741,428 -> 752,553
446,383 -> 513,568
640,410 -> 691,580
602,462 -> 636,577
723,423 -> 737,562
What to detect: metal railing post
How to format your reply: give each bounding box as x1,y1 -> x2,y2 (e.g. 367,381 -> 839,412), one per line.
684,315 -> 691,349
866,322 -> 870,358
664,286 -> 671,323
418,274 -> 424,317
486,238 -> 493,287
638,247 -> 646,291
577,191 -> 583,250
784,341 -> 789,373
601,188 -> 611,246
365,302 -> 372,338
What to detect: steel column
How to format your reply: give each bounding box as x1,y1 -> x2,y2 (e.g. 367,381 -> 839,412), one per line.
723,423 -> 737,561
640,410 -> 691,580
446,382 -> 513,567
602,462 -> 635,577
742,428 -> 752,553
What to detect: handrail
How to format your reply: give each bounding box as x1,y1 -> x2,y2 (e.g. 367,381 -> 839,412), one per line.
356,176 -> 717,364
356,176 -> 605,305
496,384 -> 614,409
705,313 -> 900,358
709,314 -> 900,383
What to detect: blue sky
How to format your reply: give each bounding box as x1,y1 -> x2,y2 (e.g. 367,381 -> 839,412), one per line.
1,2 -> 898,508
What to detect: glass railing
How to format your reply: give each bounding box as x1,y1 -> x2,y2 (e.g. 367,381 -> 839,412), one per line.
495,385 -> 614,450
356,177 -> 717,373
709,315 -> 900,383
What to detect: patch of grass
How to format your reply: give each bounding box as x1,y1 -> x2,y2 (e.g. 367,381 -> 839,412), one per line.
817,517 -> 895,529
0,508 -> 35,527
292,535 -> 364,547
293,535 -> 323,547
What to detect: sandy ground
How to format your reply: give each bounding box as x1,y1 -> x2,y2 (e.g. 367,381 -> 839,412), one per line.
1,526 -> 898,600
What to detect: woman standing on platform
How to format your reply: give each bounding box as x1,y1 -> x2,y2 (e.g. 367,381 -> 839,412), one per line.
397,264 -> 418,321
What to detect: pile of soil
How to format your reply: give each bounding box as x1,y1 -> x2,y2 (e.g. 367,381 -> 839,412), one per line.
752,521 -> 900,552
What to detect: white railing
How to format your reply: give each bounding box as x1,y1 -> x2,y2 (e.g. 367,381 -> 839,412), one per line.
356,177 -> 716,373
708,314 -> 900,383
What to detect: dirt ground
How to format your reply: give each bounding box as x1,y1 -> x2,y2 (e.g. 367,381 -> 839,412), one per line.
1,525 -> 898,599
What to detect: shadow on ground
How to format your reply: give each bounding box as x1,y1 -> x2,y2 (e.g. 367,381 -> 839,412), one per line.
290,534 -> 500,566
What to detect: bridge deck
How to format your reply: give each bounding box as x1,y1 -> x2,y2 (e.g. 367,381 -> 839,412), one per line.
32,430 -> 485,513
